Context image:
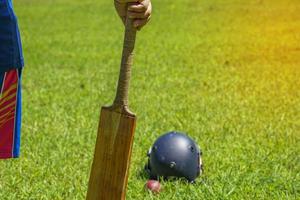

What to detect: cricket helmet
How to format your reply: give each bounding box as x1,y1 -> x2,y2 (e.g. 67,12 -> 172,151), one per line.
145,131 -> 203,183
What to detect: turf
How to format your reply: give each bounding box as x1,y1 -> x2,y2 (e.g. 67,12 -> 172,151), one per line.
0,0 -> 299,199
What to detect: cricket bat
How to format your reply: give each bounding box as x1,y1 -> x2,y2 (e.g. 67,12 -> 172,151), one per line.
86,15 -> 137,200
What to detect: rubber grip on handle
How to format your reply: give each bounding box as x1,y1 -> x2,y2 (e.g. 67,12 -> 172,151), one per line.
113,14 -> 137,108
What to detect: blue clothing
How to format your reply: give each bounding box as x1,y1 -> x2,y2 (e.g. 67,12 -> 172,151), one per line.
0,0 -> 24,73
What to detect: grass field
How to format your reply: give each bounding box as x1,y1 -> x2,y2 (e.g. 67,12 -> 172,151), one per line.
0,0 -> 299,199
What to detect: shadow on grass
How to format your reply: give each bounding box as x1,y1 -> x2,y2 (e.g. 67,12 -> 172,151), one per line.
135,164 -> 207,186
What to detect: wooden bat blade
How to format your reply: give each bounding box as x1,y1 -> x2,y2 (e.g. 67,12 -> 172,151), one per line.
86,106 -> 136,200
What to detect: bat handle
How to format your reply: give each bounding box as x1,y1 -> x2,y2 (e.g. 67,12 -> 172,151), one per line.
113,13 -> 137,112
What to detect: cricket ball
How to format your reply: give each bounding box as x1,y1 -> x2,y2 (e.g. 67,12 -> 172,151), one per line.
145,180 -> 161,194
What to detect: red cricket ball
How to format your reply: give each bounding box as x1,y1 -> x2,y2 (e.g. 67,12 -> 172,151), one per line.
145,180 -> 161,194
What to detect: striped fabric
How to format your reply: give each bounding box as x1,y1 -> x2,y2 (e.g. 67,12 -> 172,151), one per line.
0,68 -> 21,159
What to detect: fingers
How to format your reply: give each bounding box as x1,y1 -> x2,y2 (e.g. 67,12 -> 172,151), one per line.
133,17 -> 151,30
128,1 -> 149,12
128,11 -> 150,20
127,0 -> 152,30
115,0 -> 152,29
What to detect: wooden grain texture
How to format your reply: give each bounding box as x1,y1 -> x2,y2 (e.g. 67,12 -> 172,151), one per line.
86,106 -> 136,200
87,12 -> 137,200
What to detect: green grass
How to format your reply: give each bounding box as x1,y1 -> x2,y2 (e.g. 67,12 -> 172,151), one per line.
1,0 -> 299,199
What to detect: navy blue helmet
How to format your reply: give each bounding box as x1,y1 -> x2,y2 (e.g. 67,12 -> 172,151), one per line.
145,131 -> 203,183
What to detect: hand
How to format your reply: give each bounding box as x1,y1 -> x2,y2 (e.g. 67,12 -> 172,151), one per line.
114,0 -> 152,30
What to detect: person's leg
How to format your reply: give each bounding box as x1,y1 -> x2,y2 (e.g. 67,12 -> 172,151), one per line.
0,68 -> 22,159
